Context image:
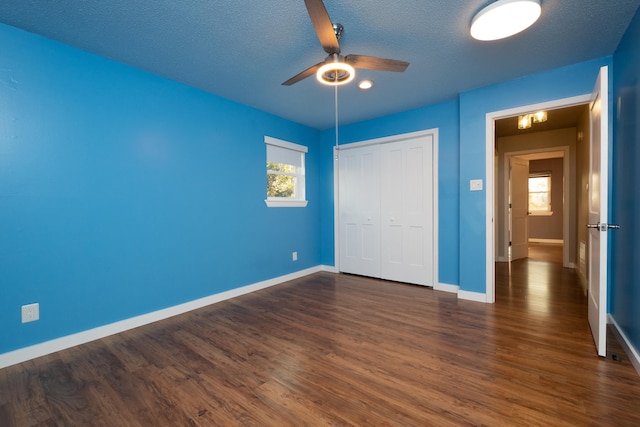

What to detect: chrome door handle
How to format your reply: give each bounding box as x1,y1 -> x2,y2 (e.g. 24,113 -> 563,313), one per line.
587,222 -> 620,231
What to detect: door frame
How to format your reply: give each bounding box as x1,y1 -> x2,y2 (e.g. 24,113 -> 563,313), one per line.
334,128 -> 439,288
485,94 -> 591,302
501,147 -> 571,267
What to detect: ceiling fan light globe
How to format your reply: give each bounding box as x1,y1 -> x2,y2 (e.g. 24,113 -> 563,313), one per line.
316,62 -> 355,86
470,0 -> 541,41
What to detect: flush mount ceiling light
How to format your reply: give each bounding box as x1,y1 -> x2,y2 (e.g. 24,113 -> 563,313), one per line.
470,0 -> 541,41
316,54 -> 355,86
518,114 -> 532,129
532,110 -> 547,123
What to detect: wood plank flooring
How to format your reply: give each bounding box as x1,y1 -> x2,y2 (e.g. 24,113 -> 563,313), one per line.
2,248 -> 640,425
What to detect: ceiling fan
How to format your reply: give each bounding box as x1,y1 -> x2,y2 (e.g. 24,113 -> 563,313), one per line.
282,0 -> 410,86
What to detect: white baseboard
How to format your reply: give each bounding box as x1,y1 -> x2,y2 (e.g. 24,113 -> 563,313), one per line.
320,264 -> 338,273
0,266 -> 323,369
458,290 -> 488,303
435,282 -> 459,294
528,238 -> 563,244
608,315 -> 640,377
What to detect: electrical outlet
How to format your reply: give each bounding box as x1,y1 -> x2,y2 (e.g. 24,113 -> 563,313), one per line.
22,303 -> 39,323
292,251 -> 298,261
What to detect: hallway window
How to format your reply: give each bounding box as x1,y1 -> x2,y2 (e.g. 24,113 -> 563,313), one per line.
528,173 -> 551,214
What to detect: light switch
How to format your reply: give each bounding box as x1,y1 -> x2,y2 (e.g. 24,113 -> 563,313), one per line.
470,179 -> 483,191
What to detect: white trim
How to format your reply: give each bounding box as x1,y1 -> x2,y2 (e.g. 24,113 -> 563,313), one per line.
432,130 -> 440,291
0,266 -> 323,369
320,264 -> 338,273
264,199 -> 308,208
264,135 -> 308,153
458,290 -> 488,303
435,282 -> 459,294
486,114 -> 496,303
486,94 -> 591,301
335,128 -> 438,150
609,315 -> 640,377
333,128 -> 439,289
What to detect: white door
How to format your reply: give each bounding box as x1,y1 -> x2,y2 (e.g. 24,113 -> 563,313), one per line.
588,66 -> 609,357
380,135 -> 434,286
338,144 -> 381,277
510,157 -> 529,261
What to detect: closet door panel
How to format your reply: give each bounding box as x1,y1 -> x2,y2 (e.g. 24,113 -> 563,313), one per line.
381,136 -> 434,286
339,145 -> 381,277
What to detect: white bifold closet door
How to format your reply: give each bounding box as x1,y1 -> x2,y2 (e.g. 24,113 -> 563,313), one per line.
339,133 -> 434,286
338,144 -> 381,278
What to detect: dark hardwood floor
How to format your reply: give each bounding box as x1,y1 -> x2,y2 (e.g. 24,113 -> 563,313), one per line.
2,247 -> 640,426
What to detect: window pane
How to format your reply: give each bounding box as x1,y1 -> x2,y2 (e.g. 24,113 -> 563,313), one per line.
267,173 -> 296,198
528,176 -> 549,192
529,192 -> 549,211
267,162 -> 296,173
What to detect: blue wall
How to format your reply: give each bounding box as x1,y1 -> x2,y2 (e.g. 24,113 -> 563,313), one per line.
3,13 -> 638,360
611,7 -> 640,356
458,57 -> 612,294
318,100 -> 460,287
0,24 -> 320,354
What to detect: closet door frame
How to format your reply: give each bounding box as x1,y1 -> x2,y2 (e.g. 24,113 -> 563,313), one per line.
333,128 -> 439,288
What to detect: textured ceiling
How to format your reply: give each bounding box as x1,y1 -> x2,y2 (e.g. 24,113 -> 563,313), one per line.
0,0 -> 638,129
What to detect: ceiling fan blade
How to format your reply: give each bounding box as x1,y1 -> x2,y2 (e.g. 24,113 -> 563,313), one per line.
345,55 -> 409,72
282,62 -> 324,86
304,0 -> 340,54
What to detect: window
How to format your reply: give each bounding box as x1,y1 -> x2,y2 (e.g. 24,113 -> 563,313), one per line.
265,136 -> 308,208
528,173 -> 552,215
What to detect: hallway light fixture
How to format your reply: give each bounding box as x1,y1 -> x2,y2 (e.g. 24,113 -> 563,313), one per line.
518,110 -> 547,129
470,0 -> 542,41
518,114 -> 532,129
532,110 -> 547,123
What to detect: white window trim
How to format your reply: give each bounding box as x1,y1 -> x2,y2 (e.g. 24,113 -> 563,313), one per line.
265,136 -> 308,208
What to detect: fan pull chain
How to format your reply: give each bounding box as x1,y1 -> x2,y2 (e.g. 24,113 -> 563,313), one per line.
334,84 -> 339,159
